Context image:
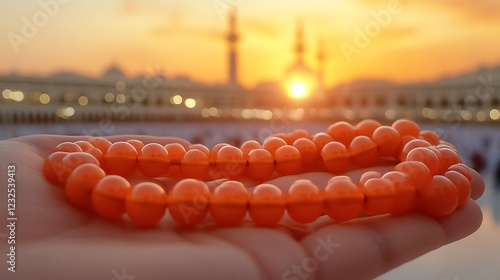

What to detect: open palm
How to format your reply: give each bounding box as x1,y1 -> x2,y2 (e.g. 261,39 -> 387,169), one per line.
0,135 -> 484,280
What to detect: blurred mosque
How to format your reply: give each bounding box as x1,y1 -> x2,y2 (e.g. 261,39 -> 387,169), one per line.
1,10 -> 499,124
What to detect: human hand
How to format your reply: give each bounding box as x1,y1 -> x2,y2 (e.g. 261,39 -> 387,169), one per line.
0,135 -> 484,280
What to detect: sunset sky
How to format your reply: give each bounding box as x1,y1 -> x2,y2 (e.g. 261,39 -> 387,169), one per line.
1,0 -> 500,88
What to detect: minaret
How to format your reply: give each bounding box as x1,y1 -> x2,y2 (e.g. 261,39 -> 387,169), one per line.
227,9 -> 239,86
294,19 -> 305,65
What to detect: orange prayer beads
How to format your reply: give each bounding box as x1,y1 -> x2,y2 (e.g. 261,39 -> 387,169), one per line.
42,118 -> 476,229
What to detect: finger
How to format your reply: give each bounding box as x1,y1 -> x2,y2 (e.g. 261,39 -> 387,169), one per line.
468,167 -> 484,200
298,200 -> 482,280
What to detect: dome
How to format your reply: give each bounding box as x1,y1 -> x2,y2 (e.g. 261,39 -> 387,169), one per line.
101,65 -> 127,81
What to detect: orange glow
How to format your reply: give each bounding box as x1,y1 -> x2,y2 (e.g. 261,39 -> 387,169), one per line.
288,81 -> 309,99
0,1 -> 499,87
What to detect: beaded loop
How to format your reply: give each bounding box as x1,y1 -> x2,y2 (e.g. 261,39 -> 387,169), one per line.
42,119 -> 475,228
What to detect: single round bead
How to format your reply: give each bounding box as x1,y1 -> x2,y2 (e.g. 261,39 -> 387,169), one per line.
86,147 -> 104,167
312,132 -> 333,154
427,146 -> 444,174
181,149 -> 210,180
349,136 -> 379,167
104,142 -> 138,176
127,139 -> 145,154
216,145 -> 246,179
165,143 -> 187,177
88,137 -> 112,154
273,132 -> 290,144
323,177 -> 364,222
382,171 -> 416,215
399,135 -> 417,156
65,163 -> 106,209
436,148 -> 462,174
293,138 -> 318,168
286,180 -> 322,223
321,141 -> 351,174
274,145 -> 302,175
246,148 -> 275,181
62,152 -> 101,184
240,140 -> 262,157
126,182 -> 168,227
91,175 -> 132,219
327,175 -> 353,186
371,126 -> 401,158
43,151 -> 69,185
210,181 -> 248,226
74,140 -> 94,151
287,129 -> 312,144
427,145 -> 443,160
406,147 -> 440,175
448,163 -> 472,183
399,139 -> 432,161
210,143 -> 230,164
168,179 -> 210,226
249,184 -> 285,226
444,170 -> 471,208
355,119 -> 381,137
327,121 -> 356,146
54,142 -> 83,153
262,137 -> 287,156
394,161 -> 432,191
418,175 -> 458,218
189,144 -> 210,157
438,140 -> 458,152
138,143 -> 170,178
326,175 -> 352,185
391,119 -> 420,138
357,171 -> 382,189
362,178 -> 396,216
419,130 -> 441,145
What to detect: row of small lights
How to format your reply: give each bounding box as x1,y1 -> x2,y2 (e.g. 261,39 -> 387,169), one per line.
2,89 -> 90,106
4,87 -> 499,122
200,108 -> 276,120
2,89 -> 24,102
422,107 -> 500,121
170,95 -> 197,108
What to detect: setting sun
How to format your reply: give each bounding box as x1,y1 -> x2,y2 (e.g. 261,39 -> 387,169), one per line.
288,81 -> 309,99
